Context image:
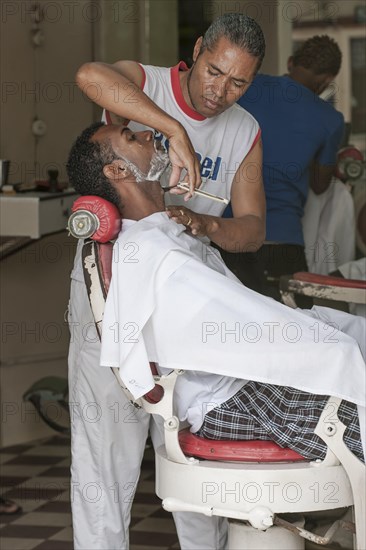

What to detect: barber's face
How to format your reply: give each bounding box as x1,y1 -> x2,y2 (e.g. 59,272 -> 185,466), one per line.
187,36 -> 258,117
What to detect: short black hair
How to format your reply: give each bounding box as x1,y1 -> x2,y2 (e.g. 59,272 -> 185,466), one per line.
66,122 -> 122,209
292,35 -> 342,76
200,13 -> 265,73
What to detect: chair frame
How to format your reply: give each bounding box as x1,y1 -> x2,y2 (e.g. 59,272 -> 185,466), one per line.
280,272 -> 366,309
71,202 -> 365,550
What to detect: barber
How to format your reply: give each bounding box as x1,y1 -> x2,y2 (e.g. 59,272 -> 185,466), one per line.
69,13 -> 265,550
76,14 -> 266,253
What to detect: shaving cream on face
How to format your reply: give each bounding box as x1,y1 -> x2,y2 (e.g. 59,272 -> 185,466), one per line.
121,159 -> 147,183
122,139 -> 170,183
145,140 -> 170,181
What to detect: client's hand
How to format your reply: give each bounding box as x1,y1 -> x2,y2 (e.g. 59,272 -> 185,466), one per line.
166,206 -> 218,238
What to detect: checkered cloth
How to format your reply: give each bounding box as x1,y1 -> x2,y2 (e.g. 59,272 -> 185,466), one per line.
196,381 -> 363,462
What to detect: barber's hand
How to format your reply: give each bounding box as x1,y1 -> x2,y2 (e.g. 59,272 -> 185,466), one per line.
166,127 -> 201,200
166,206 -> 218,237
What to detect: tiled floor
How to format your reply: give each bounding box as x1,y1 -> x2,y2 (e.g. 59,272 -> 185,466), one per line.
0,436 -> 179,550
1,437 -> 355,550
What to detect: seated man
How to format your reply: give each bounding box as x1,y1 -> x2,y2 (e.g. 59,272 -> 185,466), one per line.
67,122 -> 364,463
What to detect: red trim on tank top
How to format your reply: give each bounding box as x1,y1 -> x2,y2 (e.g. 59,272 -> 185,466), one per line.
247,128 -> 261,156
137,63 -> 146,90
170,62 -> 206,121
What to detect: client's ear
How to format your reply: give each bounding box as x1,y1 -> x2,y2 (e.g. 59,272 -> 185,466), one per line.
103,160 -> 128,181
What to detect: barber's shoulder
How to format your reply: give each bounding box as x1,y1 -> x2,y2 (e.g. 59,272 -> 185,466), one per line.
233,102 -> 257,119
230,102 -> 260,130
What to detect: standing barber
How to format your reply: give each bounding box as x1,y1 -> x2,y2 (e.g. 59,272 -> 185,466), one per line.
69,14 -> 265,550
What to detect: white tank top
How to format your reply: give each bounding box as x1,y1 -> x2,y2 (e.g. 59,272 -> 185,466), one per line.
106,62 -> 260,217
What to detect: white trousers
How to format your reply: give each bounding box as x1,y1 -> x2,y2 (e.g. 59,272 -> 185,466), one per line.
68,278 -> 227,549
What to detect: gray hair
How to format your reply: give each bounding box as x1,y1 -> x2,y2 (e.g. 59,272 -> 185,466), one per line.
200,13 -> 265,72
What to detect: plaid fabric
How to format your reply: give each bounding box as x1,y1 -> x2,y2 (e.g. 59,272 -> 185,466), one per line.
196,381 -> 363,462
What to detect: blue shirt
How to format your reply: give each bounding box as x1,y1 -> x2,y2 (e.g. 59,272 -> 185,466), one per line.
231,74 -> 344,245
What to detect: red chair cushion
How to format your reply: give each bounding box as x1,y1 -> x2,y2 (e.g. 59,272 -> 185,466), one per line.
96,242 -> 114,297
144,384 -> 164,404
72,196 -> 121,243
294,271 -> 366,289
178,428 -> 306,462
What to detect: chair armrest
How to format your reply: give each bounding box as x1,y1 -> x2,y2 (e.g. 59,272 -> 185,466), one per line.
280,272 -> 366,306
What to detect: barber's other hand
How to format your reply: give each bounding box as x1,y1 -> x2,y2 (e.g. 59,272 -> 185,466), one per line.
166,206 -> 218,237
166,126 -> 201,199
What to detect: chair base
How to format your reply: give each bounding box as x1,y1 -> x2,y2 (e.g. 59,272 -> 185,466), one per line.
228,520 -> 305,550
156,445 -> 353,518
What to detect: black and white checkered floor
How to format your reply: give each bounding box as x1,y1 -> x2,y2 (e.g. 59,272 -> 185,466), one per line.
0,435 -> 179,550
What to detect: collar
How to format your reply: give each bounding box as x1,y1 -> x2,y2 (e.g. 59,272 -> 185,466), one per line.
170,62 -> 206,121
121,212 -> 168,233
121,218 -> 137,233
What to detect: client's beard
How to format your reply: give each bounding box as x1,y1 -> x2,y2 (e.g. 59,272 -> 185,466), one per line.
121,141 -> 170,183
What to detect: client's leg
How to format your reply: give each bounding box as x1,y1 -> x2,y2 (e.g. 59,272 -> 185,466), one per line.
196,381 -> 363,462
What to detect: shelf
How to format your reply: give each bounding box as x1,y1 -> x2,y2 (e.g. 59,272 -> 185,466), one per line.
0,189 -> 79,239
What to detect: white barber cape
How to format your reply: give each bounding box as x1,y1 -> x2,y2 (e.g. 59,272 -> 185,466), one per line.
302,180 -> 355,275
100,213 -> 365,448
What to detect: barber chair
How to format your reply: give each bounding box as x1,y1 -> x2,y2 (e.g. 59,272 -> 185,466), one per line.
68,196 -> 365,550
334,146 -> 365,184
280,272 -> 366,311
333,146 -> 366,262
303,145 -> 365,276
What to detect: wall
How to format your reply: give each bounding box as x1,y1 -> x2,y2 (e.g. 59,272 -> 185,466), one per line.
99,0 -> 178,65
294,0 -> 365,22
0,233 -> 77,446
0,0 -> 179,186
0,0 -> 96,446
0,0 -> 96,185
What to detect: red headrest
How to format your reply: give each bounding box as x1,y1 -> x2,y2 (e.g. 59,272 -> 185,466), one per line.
335,146 -> 364,182
71,196 -> 121,243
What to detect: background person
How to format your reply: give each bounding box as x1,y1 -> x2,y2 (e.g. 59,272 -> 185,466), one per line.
219,35 -> 345,301
0,496 -> 21,515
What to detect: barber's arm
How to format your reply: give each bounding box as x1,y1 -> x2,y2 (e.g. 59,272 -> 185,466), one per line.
76,61 -> 201,191
167,139 -> 266,252
310,111 -> 345,195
